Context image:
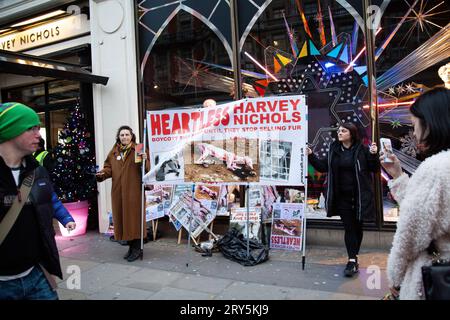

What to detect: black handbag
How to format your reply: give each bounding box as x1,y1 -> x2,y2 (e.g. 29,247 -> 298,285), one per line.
421,241 -> 450,300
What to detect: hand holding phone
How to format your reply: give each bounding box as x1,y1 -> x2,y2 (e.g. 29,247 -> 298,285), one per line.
380,138 -> 393,163
379,138 -> 403,179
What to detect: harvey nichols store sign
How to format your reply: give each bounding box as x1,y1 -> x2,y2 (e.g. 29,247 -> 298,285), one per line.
0,14 -> 89,52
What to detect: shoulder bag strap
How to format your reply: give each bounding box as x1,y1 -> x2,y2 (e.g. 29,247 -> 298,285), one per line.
0,169 -> 36,246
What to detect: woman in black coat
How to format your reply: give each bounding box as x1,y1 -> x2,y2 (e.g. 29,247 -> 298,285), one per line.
307,123 -> 379,277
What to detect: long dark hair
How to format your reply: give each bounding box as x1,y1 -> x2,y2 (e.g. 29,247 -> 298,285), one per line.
410,87 -> 450,156
115,125 -> 136,145
339,122 -> 361,145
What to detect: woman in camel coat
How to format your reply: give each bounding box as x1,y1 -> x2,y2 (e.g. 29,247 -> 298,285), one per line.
96,125 -> 148,262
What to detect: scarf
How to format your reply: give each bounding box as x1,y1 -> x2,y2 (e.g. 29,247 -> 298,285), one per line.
118,143 -> 132,160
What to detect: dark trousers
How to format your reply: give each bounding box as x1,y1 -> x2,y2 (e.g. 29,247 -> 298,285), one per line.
339,209 -> 363,260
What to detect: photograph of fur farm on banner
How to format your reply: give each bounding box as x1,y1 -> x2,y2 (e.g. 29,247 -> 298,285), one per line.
143,95 -> 308,186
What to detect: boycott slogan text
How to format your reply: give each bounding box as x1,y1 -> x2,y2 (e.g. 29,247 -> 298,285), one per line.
149,98 -> 304,140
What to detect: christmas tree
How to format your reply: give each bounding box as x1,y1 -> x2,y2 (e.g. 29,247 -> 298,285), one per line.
51,103 -> 97,203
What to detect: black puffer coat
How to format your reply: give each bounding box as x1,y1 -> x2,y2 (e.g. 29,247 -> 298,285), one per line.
308,141 -> 379,221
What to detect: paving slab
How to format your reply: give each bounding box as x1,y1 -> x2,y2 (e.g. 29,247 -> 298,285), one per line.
170,274 -> 233,294
114,268 -> 183,291
57,262 -> 141,295
87,284 -> 155,300
148,287 -> 215,300
57,257 -> 101,284
217,282 -> 291,300
56,288 -> 88,300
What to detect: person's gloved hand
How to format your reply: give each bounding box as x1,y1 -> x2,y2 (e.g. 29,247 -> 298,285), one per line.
95,172 -> 105,182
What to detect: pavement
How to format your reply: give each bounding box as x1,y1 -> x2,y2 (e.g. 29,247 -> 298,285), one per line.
55,231 -> 390,300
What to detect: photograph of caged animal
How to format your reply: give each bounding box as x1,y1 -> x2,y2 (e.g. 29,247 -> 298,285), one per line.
154,153 -> 182,181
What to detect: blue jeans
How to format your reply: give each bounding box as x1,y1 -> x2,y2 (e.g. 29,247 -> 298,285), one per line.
0,266 -> 58,300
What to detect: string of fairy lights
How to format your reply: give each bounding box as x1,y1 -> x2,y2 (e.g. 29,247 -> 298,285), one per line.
51,103 -> 97,203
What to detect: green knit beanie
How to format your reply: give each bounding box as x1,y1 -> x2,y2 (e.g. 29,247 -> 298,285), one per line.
0,102 -> 40,143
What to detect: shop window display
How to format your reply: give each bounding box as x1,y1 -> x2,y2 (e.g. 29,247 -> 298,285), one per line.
377,0 -> 449,223
139,8 -> 233,110
138,0 -> 449,227
243,4 -> 374,220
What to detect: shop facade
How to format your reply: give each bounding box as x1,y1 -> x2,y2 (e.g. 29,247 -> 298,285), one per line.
0,0 -> 140,233
1,0 -> 448,238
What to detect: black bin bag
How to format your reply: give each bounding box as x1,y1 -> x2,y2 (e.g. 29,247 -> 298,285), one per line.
217,228 -> 269,266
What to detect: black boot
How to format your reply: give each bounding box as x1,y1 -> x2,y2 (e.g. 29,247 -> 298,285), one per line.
344,259 -> 359,277
127,240 -> 142,262
123,242 -> 132,259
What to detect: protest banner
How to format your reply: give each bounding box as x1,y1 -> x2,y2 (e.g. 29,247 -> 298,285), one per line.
143,95 -> 307,186
270,203 -> 304,251
170,190 -> 216,239
230,207 -> 262,241
144,190 -> 164,222
142,96 -> 309,260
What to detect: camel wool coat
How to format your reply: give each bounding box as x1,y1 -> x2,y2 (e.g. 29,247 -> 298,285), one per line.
387,149 -> 450,300
98,143 -> 148,241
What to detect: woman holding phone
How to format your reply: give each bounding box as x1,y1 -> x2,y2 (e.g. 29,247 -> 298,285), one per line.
96,126 -> 148,262
380,88 -> 450,300
306,123 -> 379,277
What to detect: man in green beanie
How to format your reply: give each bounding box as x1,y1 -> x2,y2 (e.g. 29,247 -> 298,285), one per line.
0,102 -> 75,300
0,102 -> 40,143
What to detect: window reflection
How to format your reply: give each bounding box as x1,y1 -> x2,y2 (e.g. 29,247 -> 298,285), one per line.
48,80 -> 79,105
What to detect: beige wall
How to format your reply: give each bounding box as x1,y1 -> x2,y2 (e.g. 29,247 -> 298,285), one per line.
90,0 -> 140,233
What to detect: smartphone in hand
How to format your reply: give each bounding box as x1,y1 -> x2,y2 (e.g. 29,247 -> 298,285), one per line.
380,138 -> 393,163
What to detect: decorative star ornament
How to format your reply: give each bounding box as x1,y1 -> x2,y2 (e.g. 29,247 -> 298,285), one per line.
396,85 -> 406,95
405,83 -> 417,93
390,119 -> 403,129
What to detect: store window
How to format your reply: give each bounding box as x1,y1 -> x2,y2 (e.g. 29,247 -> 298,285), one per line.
49,109 -> 71,146
37,112 -> 47,146
271,7 -> 285,19
3,83 -> 46,108
48,80 -> 80,105
1,79 -> 80,152
140,9 -> 233,110
178,14 -> 192,30
137,0 -> 450,229
138,0 -> 372,224
376,0 -> 450,224
240,2 -> 373,222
